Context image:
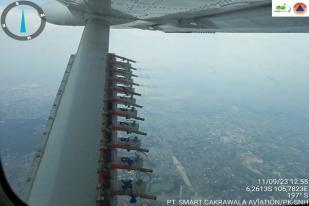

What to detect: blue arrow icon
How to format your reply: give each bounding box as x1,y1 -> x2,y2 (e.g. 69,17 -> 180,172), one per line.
20,9 -> 26,33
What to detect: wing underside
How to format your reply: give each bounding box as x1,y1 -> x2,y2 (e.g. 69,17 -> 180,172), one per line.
124,3 -> 309,33
52,0 -> 309,32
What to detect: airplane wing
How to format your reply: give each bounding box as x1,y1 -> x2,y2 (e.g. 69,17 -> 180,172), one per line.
126,3 -> 309,33
43,0 -> 309,32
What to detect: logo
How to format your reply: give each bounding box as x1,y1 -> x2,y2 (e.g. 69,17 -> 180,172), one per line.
293,2 -> 307,14
1,1 -> 46,41
274,3 -> 291,12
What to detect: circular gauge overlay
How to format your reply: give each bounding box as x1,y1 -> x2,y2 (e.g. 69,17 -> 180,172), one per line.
1,1 -> 46,41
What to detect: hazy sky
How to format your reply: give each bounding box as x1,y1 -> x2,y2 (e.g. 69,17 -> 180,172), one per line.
1,3 -> 309,113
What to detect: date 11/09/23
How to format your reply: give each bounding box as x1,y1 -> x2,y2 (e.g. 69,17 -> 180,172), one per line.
257,179 -> 308,185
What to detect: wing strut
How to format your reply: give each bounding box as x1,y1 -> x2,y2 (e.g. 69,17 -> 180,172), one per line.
26,19 -> 110,206
24,18 -> 156,206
